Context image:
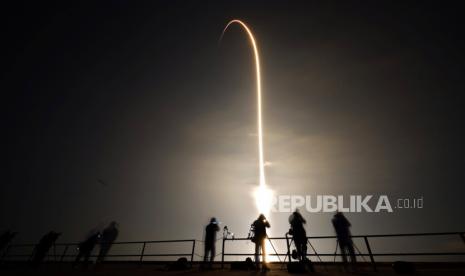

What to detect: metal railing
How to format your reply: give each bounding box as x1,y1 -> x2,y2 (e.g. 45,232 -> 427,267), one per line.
2,231 -> 464,271
221,231 -> 465,271
1,239 -> 196,265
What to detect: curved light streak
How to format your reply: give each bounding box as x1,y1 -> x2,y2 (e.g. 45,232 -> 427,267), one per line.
221,20 -> 266,187
220,20 -> 274,218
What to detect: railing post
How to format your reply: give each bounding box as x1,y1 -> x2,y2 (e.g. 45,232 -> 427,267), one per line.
139,242 -> 146,264
221,238 -> 226,269
363,236 -> 377,272
190,240 -> 196,267
60,245 -> 69,263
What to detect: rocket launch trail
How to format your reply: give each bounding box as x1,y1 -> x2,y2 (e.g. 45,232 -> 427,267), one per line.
220,20 -> 274,218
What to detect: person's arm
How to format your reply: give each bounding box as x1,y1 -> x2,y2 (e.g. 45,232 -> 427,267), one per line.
332,218 -> 338,229
265,221 -> 270,228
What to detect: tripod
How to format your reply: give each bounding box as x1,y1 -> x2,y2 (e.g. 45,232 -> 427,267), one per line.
264,235 -> 282,263
282,233 -> 328,272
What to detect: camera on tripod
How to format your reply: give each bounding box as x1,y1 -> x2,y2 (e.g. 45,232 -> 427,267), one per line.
223,226 -> 234,240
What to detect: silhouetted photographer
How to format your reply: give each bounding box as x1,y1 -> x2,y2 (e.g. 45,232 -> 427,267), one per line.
31,231 -> 61,267
288,209 -> 308,261
250,214 -> 270,271
202,217 -> 219,269
97,221 -> 119,263
73,230 -> 100,269
332,211 -> 356,269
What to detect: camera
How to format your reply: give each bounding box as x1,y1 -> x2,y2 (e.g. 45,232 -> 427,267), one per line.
223,226 -> 234,239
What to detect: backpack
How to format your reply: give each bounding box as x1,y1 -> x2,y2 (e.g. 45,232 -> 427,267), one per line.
248,224 -> 259,243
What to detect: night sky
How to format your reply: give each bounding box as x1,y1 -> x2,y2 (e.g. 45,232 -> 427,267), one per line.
2,1 -> 465,257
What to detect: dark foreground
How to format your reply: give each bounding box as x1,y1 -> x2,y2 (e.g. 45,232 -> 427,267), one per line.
1,262 -> 465,276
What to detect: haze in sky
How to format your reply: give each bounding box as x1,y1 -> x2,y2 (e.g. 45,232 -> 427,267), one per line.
2,1 -> 465,261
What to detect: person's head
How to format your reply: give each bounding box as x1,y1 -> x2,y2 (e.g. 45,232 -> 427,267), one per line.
294,208 -> 300,214
258,214 -> 266,221
50,231 -> 61,237
210,217 -> 218,224
334,211 -> 344,218
109,221 -> 118,228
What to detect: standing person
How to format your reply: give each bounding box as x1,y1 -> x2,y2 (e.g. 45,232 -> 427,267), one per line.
97,221 -> 119,263
73,230 -> 100,269
288,209 -> 308,261
202,217 -> 219,269
251,214 -> 270,271
31,231 -> 61,267
332,211 -> 356,269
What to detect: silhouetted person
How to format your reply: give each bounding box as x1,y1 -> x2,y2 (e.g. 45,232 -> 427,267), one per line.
31,231 -> 61,267
332,211 -> 356,269
0,231 -> 17,253
202,217 -> 219,269
252,214 -> 270,271
97,221 -> 119,263
73,230 -> 100,268
289,209 -> 308,261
